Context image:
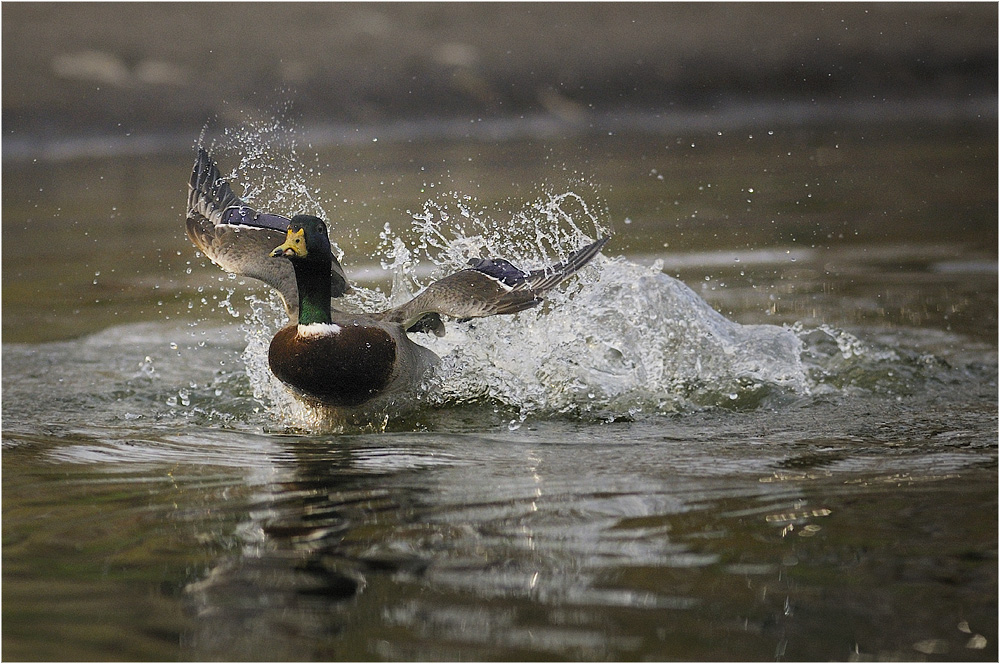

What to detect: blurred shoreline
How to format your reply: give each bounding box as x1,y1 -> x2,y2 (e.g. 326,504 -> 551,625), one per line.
3,3 -> 996,162
4,94 -> 996,163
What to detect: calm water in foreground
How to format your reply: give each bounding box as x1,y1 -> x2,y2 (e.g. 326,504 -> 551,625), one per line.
3,110 -> 997,660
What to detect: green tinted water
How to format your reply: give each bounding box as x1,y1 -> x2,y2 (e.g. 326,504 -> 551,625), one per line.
3,114 -> 996,660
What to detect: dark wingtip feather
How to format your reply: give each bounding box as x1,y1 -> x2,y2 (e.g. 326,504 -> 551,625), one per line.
188,148 -> 243,223
520,235 -> 610,293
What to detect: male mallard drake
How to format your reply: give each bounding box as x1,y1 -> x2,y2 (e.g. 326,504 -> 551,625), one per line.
187,148 -> 609,408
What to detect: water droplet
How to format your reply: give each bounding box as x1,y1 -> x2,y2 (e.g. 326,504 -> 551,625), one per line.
138,356 -> 155,377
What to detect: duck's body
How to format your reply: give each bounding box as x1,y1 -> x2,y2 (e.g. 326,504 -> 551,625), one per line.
268,320 -> 437,407
186,148 -> 608,410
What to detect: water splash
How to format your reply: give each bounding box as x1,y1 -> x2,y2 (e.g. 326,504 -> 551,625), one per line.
419,255 -> 808,422
386,190 -> 607,288
195,129 -> 944,432
222,178 -> 813,430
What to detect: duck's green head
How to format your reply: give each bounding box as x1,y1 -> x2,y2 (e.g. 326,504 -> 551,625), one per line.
271,215 -> 332,263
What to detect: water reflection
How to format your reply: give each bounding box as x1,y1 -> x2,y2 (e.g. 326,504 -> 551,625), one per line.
179,437 -> 696,659
4,395 -> 994,661
173,433 -> 840,660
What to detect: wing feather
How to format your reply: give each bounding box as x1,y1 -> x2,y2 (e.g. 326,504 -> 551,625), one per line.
379,236 -> 609,332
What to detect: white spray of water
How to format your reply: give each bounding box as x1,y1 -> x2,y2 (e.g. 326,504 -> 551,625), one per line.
421,256 -> 808,422
226,184 -> 809,431
200,120 -> 897,431
398,192 -> 808,423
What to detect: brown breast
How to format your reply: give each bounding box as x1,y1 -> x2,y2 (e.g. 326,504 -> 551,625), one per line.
268,324 -> 397,407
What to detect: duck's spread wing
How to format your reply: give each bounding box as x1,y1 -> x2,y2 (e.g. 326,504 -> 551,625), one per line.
185,148 -> 349,314
380,236 -> 609,334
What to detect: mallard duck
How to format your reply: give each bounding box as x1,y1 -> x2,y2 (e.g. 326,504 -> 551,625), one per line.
187,148 -> 609,408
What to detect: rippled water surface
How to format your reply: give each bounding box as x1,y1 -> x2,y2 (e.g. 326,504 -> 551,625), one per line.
3,113 -> 997,660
